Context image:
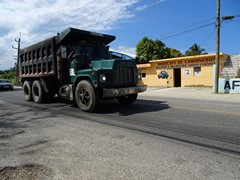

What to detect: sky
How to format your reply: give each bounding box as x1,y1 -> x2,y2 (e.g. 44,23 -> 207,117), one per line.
0,0 -> 239,70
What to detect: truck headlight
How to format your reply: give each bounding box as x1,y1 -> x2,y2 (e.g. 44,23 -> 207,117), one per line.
100,74 -> 107,82
138,71 -> 142,80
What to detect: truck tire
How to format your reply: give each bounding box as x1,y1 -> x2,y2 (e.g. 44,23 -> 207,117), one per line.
117,93 -> 138,105
75,80 -> 99,112
32,80 -> 45,103
23,81 -> 33,101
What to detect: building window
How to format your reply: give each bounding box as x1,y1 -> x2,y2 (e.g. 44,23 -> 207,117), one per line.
142,73 -> 146,78
194,67 -> 201,76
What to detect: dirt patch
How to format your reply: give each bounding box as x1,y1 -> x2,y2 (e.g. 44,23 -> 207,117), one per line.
0,164 -> 53,180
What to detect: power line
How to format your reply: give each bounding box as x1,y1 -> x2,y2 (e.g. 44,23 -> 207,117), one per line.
200,27 -> 215,47
23,0 -> 181,46
159,22 -> 215,40
81,2 -> 217,42
41,0 -> 97,27
25,0 -> 97,43
25,0 -> 124,44
135,0 -> 166,11
82,0 -> 181,30
158,17 -> 216,39
22,0 -> 218,47
161,18 -> 231,48
200,18 -> 226,47
29,0 -> 179,38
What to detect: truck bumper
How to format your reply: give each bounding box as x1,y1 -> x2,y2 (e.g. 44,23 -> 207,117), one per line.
102,85 -> 147,98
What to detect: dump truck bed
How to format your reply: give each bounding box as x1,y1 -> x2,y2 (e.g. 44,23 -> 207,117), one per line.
19,37 -> 56,78
19,27 -> 116,78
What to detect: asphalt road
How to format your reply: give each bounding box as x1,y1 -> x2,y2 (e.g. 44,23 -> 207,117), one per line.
0,88 -> 240,179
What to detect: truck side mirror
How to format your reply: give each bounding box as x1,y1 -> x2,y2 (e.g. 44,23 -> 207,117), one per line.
61,46 -> 67,59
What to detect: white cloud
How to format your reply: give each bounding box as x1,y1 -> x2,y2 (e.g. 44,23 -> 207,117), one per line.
135,0 -> 167,12
0,0 -> 139,70
113,46 -> 136,56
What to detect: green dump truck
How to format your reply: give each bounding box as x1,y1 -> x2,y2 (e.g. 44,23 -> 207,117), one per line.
19,27 -> 147,112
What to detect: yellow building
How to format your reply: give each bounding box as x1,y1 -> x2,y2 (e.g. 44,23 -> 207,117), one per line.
137,53 -> 229,87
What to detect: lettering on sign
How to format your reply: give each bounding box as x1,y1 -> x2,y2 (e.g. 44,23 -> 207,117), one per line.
224,80 -> 240,90
156,57 -> 215,69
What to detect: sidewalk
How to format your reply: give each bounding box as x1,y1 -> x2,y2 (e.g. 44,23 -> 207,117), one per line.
141,87 -> 240,102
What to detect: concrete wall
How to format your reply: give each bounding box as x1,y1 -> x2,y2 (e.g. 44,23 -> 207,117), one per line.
181,66 -> 213,87
218,78 -> 240,93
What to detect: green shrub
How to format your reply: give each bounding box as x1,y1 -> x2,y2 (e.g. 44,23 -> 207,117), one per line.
0,71 -> 21,86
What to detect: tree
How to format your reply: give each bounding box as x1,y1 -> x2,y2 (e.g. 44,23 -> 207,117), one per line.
168,48 -> 183,58
136,37 -> 170,64
0,66 -> 19,85
185,43 -> 206,56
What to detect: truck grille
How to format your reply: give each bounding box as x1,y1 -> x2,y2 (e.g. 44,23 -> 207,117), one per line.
116,65 -> 135,86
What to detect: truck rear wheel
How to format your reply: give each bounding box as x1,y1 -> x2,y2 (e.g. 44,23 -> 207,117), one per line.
32,80 -> 45,103
23,81 -> 33,101
75,80 -> 99,112
117,93 -> 138,105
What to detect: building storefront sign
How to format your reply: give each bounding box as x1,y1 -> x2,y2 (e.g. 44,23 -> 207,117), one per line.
156,57 -> 215,69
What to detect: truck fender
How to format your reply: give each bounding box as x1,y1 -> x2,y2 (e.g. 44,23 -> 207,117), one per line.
74,75 -> 96,88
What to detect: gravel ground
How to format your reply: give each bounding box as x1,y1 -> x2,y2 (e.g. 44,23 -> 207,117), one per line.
0,164 -> 53,180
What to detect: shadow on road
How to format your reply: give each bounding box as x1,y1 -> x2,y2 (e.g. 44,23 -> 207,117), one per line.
0,88 -> 22,92
94,99 -> 170,115
0,90 -> 170,116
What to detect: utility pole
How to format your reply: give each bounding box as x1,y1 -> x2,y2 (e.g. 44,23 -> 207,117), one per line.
12,34 -> 21,83
214,0 -> 220,94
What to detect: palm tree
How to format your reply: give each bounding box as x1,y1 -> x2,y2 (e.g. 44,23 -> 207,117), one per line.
185,43 -> 206,56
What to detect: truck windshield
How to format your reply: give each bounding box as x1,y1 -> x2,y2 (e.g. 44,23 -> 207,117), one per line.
82,45 -> 110,61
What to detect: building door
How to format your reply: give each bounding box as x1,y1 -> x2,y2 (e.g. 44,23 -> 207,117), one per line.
174,68 -> 181,87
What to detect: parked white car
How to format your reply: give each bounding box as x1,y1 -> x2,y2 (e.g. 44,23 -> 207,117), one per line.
0,79 -> 14,90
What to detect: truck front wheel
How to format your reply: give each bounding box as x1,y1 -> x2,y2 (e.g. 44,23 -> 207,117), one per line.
23,81 -> 33,101
32,80 -> 45,103
117,93 -> 138,105
75,80 -> 99,112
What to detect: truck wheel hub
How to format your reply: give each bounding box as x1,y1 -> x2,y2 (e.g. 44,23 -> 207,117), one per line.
79,88 -> 90,106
